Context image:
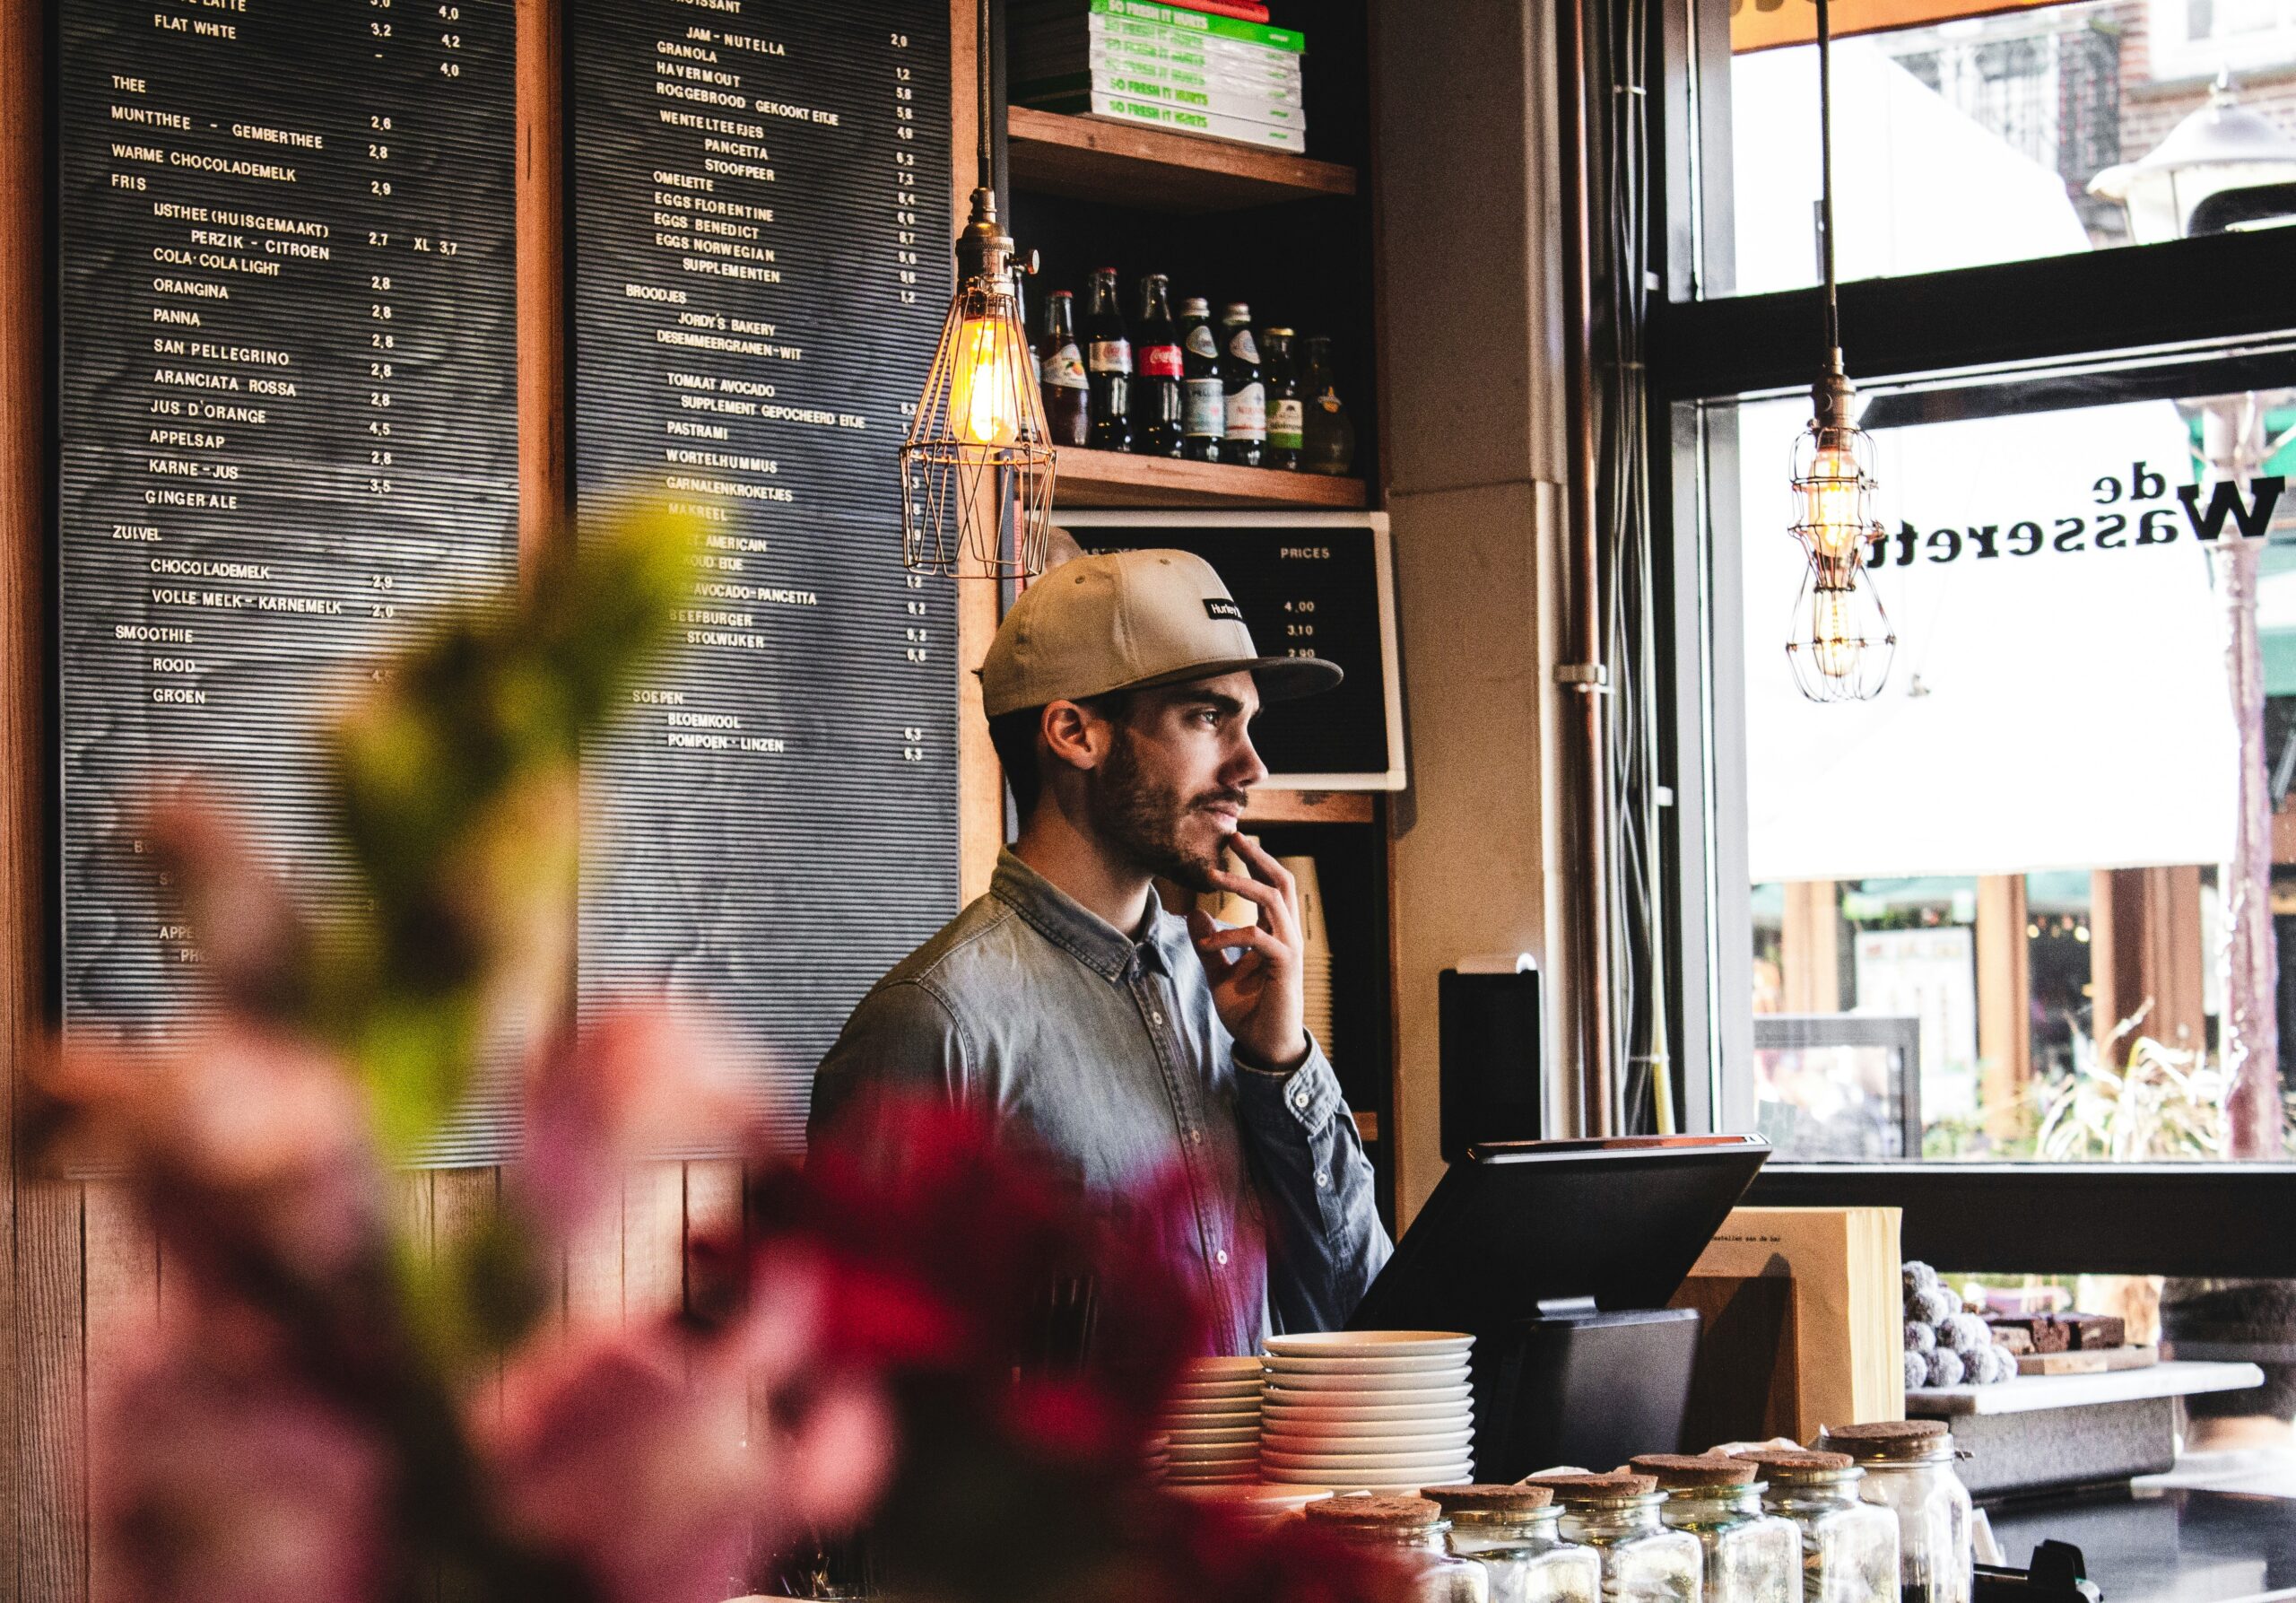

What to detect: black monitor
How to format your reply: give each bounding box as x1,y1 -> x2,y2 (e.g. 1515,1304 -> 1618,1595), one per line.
1346,1135 -> 1771,1475
1350,1134 -> 1771,1333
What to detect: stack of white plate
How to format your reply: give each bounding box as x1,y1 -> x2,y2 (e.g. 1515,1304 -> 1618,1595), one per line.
1160,1356 -> 1265,1485
1169,1483 -> 1335,1527
1258,1331 -> 1474,1493
1284,856 -> 1336,1062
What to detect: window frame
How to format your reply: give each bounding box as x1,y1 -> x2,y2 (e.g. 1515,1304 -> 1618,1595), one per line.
1648,0 -> 2296,1250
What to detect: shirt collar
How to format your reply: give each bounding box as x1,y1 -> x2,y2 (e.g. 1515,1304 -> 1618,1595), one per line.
990,849 -> 1193,982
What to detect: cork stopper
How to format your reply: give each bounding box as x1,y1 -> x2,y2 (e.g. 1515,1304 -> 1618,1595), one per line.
1524,1471 -> 1660,1503
1423,1484 -> 1557,1513
1819,1419 -> 1953,1463
1304,1495 -> 1444,1530
1730,1449 -> 1856,1479
1629,1454 -> 1759,1489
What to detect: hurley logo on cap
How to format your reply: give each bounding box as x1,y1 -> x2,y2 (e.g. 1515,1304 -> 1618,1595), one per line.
1204,597 -> 1244,623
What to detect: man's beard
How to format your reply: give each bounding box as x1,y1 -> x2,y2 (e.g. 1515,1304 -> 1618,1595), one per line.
1086,727 -> 1242,895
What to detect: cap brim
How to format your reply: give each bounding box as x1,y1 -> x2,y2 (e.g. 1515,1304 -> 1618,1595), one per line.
1112,655 -> 1344,702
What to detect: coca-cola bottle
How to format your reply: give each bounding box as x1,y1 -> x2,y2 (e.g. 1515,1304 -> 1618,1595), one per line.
1133,274 -> 1185,458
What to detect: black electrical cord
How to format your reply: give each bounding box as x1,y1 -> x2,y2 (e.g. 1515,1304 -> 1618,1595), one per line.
1588,0 -> 1665,1134
1817,0 -> 1841,360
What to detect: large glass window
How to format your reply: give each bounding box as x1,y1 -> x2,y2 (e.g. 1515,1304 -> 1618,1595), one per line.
1706,345 -> 2296,1158
1713,0 -> 2296,295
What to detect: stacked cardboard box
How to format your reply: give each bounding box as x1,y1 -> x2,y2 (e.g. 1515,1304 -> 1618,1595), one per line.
1012,0 -> 1309,154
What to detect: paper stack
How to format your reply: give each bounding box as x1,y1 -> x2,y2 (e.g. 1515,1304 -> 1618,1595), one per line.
1283,855 -> 1335,1064
1011,0 -> 1309,154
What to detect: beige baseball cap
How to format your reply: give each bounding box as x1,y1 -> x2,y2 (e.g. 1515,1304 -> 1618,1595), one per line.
978,548 -> 1343,718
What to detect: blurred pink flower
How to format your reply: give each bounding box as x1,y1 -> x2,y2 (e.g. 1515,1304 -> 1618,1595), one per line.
517,1008 -> 753,1243
35,1026 -> 383,1285
96,1320 -> 387,1603
490,1314 -> 891,1603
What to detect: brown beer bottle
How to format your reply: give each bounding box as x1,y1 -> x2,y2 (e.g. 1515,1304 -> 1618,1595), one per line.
1299,335 -> 1356,475
1085,267 -> 1134,453
1038,291 -> 1089,447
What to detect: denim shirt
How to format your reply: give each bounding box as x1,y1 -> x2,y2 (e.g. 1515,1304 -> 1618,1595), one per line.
810,849 -> 1391,1355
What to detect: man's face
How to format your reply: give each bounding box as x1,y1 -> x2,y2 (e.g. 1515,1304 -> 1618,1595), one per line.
1083,672 -> 1267,893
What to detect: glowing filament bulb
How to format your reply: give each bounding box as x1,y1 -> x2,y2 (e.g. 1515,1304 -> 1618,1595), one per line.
1803,442 -> 1866,559
1810,584 -> 1861,679
947,314 -> 1022,447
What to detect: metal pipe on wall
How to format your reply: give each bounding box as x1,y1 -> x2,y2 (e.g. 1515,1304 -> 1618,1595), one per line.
1556,0 -> 1616,1136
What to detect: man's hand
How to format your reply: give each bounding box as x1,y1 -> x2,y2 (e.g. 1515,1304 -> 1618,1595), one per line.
1188,832 -> 1309,1073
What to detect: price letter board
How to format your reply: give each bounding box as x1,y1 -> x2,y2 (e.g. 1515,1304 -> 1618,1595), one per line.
1056,512 -> 1405,790
570,0 -> 959,1144
57,1 -> 519,1034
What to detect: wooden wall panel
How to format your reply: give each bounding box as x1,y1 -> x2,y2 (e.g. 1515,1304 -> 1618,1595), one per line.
15,1187 -> 81,1603
82,1189 -> 153,1603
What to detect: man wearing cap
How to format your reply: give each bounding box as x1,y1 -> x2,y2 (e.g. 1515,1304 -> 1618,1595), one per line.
811,548 -> 1389,1352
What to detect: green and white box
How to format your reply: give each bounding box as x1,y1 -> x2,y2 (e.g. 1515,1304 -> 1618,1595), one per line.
1084,91 -> 1307,150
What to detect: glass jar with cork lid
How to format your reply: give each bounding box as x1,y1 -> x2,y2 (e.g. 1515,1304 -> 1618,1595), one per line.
1302,1494 -> 1491,1603
1525,1472 -> 1703,1603
1630,1455 -> 1798,1603
1729,1449 -> 1899,1603
1816,1421 -> 1973,1603
1424,1483 -> 1602,1603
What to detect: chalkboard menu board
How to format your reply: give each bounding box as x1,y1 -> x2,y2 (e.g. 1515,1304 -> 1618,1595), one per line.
1057,512 -> 1405,790
570,1 -> 958,1145
57,2 -> 519,1033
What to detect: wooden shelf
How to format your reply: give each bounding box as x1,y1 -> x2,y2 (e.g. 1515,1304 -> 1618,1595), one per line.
1245,789 -> 1378,825
1051,447 -> 1366,510
1007,107 -> 1358,213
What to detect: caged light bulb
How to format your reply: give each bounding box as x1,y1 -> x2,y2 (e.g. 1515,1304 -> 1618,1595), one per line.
1787,554 -> 1896,703
1791,422 -> 1881,563
900,179 -> 1056,579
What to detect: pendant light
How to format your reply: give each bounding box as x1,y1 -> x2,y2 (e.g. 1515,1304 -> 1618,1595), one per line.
900,0 -> 1056,579
1784,0 -> 1895,703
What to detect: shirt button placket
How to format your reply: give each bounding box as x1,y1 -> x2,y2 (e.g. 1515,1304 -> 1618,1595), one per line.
1138,969 -> 1219,1294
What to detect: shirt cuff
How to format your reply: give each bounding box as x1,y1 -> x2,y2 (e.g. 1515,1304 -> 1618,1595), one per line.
1236,1033 -> 1341,1135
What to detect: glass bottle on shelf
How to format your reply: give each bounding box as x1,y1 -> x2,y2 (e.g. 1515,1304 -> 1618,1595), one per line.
1299,334 -> 1355,475
1529,1472 -> 1703,1603
1263,327 -> 1303,471
1730,1450 -> 1898,1603
1630,1456 -> 1798,1603
1816,1421 -> 1974,1603
1218,301 -> 1265,469
1084,266 -> 1133,453
1133,274 -> 1186,458
1037,291 -> 1089,448
1303,1495 -> 1490,1603
1427,1484 -> 1602,1603
1179,296 -> 1223,463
